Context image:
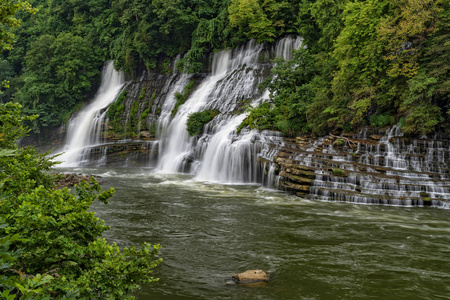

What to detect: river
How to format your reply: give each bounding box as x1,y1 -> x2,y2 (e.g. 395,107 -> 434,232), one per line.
65,167 -> 450,300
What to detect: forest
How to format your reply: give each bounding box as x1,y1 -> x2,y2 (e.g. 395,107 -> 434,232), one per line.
0,0 -> 448,137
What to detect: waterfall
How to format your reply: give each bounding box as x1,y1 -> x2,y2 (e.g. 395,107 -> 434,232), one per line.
274,36 -> 303,60
157,40 -> 263,173
56,61 -> 125,167
51,36 -> 449,207
275,126 -> 450,206
195,115 -> 255,183
193,37 -> 301,182
156,36 -> 302,180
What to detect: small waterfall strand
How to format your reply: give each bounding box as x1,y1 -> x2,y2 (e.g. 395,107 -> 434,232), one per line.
56,61 -> 125,167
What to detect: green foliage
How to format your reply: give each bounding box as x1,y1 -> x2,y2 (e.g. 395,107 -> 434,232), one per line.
330,0 -> 388,127
229,0 -> 275,43
148,122 -> 157,135
0,102 -> 35,149
141,108 -> 150,120
0,103 -> 162,299
401,103 -> 442,135
107,90 -> 128,119
238,102 -> 276,134
228,0 -> 297,43
377,0 -> 443,78
299,0 -> 345,52
184,79 -> 195,95
139,87 -> 147,100
186,110 -> 218,136
15,32 -> 104,131
0,0 -> 36,51
369,113 -> 394,127
332,168 -> 347,176
171,79 -> 196,117
243,48 -> 317,135
128,101 -> 140,136
1,0 -> 448,138
0,59 -> 15,101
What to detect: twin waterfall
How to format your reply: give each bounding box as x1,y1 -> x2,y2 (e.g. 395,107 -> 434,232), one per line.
57,37 -> 450,207
57,62 -> 125,166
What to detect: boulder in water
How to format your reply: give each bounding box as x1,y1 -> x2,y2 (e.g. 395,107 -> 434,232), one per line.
232,270 -> 268,283
54,173 -> 101,188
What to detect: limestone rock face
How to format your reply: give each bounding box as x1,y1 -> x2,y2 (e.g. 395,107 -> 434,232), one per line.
232,270 -> 268,283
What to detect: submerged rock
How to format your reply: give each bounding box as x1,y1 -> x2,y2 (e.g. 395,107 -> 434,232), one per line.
232,270 -> 268,283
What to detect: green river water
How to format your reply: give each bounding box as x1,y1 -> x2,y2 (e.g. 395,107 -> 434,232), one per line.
72,167 -> 450,300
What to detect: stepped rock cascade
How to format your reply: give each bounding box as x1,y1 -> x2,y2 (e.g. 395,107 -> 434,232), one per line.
57,61 -> 125,167
157,74 -> 192,135
271,128 -> 450,207
157,40 -> 257,172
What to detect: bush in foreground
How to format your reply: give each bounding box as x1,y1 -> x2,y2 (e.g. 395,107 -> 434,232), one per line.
0,102 -> 162,299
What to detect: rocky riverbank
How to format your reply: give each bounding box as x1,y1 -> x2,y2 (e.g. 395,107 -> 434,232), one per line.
54,173 -> 102,188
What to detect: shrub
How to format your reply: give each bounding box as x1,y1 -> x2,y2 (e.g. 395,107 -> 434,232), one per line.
0,102 -> 162,299
138,87 -> 146,100
369,113 -> 394,127
186,110 -> 218,136
107,90 -> 128,119
237,102 -> 276,134
171,80 -> 196,117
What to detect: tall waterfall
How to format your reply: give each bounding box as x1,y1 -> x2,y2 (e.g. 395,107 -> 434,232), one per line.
57,61 -> 125,167
156,49 -> 236,172
157,37 -> 302,180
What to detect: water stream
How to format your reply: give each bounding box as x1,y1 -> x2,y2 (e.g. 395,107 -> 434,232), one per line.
57,61 -> 125,167
157,37 -> 301,177
74,167 -> 450,300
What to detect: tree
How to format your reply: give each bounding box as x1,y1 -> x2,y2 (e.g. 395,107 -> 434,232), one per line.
17,32 -> 103,132
378,0 -> 443,78
330,0 -> 388,128
0,102 -> 162,299
0,0 -> 36,51
0,59 -> 15,101
298,0 -> 346,52
1,5 -> 162,296
0,0 -> 36,99
377,0 -> 448,134
255,48 -> 317,134
228,0 -> 276,42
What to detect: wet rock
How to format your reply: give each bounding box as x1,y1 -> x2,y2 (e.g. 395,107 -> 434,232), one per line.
370,134 -> 382,140
139,131 -> 151,139
54,173 -> 102,188
232,270 -> 268,283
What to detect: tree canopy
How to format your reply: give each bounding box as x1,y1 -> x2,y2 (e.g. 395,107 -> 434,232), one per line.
0,0 -> 448,136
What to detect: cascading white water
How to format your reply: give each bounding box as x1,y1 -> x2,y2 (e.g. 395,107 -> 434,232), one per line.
57,61 -> 125,167
195,115 -> 253,183
156,37 -> 301,179
193,37 -> 302,182
297,126 -> 450,206
51,37 -> 449,207
157,74 -> 192,134
157,40 -> 263,173
274,36 -> 303,60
